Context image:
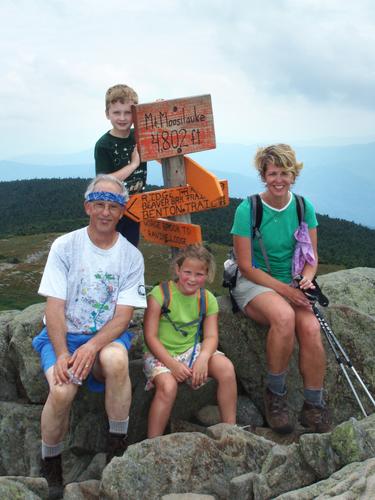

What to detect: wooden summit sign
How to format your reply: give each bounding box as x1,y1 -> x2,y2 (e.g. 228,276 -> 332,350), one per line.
133,95 -> 216,162
125,180 -> 229,223
140,219 -> 202,248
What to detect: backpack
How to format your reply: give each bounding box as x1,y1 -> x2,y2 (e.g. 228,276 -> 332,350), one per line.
159,281 -> 208,367
222,193 -> 305,312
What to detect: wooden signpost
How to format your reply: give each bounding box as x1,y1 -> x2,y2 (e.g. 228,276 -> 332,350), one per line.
133,95 -> 216,162
130,94 -> 227,249
140,219 -> 202,248
125,180 -> 229,222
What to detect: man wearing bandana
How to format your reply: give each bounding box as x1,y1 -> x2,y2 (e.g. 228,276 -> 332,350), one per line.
32,174 -> 147,495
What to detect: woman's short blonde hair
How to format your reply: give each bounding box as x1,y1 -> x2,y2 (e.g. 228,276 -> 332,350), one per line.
254,144 -> 303,181
171,244 -> 216,283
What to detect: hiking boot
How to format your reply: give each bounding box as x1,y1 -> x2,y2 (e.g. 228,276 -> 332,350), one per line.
299,401 -> 332,433
40,455 -> 63,499
106,433 -> 129,463
264,388 -> 294,434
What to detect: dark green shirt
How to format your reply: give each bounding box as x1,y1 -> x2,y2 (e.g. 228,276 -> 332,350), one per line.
94,129 -> 147,195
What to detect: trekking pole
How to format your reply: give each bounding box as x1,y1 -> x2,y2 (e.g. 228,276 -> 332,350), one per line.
312,303 -> 375,417
294,275 -> 375,417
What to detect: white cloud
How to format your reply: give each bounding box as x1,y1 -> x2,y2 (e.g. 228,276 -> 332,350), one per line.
0,0 -> 374,157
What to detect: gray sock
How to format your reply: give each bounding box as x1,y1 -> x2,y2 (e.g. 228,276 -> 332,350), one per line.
109,417 -> 129,435
41,441 -> 64,459
266,371 -> 287,396
304,388 -> 324,406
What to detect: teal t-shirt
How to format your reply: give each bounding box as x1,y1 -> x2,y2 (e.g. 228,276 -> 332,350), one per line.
230,193 -> 318,283
145,281 -> 219,356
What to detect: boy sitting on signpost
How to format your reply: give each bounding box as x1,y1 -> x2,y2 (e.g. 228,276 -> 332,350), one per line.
95,84 -> 147,247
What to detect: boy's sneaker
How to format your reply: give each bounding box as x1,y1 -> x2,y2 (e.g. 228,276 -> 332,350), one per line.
106,433 -> 129,463
299,401 -> 332,433
40,455 -> 63,499
264,388 -> 294,434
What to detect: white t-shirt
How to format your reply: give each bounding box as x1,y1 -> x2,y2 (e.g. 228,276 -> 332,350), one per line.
39,227 -> 146,334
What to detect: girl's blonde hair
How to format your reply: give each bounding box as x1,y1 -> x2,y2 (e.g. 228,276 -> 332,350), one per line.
171,244 -> 216,283
254,143 -> 303,181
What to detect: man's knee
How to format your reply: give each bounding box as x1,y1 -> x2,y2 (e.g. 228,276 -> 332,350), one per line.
48,382 -> 77,409
99,344 -> 129,379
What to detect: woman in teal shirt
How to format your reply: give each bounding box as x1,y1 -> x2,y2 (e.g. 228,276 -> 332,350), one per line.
231,144 -> 331,434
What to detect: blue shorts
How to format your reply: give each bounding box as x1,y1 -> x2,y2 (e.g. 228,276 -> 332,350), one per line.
32,327 -> 134,393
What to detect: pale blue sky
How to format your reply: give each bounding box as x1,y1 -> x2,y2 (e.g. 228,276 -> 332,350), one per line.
1,0 -> 375,158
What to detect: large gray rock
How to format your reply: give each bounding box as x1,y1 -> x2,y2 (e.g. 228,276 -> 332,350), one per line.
0,310 -> 19,401
99,424 -> 274,499
0,476 -> 48,499
0,402 -> 42,477
275,457 -> 375,499
318,267 -> 375,316
8,302 -> 48,403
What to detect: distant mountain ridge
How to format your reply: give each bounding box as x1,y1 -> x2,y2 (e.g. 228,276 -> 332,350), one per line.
1,141 -> 374,228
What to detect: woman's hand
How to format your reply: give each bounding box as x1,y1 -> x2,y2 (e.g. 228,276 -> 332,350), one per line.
283,285 -> 312,308
298,275 -> 316,291
191,352 -> 210,388
170,360 -> 192,383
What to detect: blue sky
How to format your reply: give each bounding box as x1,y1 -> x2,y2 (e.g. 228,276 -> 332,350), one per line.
1,0 -> 375,158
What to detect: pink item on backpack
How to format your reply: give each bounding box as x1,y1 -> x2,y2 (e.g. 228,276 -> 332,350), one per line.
292,222 -> 316,277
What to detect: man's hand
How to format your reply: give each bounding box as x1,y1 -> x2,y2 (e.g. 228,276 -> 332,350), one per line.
69,342 -> 98,381
170,360 -> 192,383
53,352 -> 71,386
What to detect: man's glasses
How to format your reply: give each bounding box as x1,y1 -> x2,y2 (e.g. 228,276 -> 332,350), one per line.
91,201 -> 123,214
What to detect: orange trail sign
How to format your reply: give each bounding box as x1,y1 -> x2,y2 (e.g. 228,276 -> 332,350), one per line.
132,95 -> 216,162
184,155 -> 223,202
141,219 -> 202,248
125,180 -> 229,223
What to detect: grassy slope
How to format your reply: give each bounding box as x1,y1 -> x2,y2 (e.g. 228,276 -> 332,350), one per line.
0,233 -> 345,312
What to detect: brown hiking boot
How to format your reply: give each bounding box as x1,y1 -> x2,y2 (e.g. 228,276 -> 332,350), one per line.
106,433 -> 129,463
40,455 -> 63,499
264,388 -> 294,434
299,401 -> 332,433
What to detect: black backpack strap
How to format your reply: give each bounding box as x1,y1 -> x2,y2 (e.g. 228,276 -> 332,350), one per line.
159,281 -> 171,314
295,194 -> 305,224
249,194 -> 271,274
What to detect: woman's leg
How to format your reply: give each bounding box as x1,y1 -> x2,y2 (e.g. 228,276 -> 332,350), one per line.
208,355 -> 237,424
245,291 -> 296,433
294,306 -> 326,389
148,373 -> 178,438
245,291 -> 296,375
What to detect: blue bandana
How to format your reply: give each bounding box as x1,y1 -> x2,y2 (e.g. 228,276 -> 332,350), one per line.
85,191 -> 126,206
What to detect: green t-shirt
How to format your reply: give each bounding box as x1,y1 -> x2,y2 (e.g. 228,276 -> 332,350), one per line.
230,193 -> 318,283
145,281 -> 219,356
94,129 -> 147,195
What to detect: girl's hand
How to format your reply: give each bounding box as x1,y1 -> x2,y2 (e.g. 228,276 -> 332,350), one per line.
170,360 -> 192,383
191,353 -> 209,389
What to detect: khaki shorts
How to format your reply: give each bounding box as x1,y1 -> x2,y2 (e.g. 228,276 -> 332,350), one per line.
231,271 -> 275,312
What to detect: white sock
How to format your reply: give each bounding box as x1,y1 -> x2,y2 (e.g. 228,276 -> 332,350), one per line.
41,441 -> 64,459
109,417 -> 129,435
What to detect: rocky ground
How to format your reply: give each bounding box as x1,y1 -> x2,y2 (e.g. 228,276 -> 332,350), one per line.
0,267 -> 375,499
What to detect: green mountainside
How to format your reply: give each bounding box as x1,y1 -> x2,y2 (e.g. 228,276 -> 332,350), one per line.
1,178 -> 374,269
